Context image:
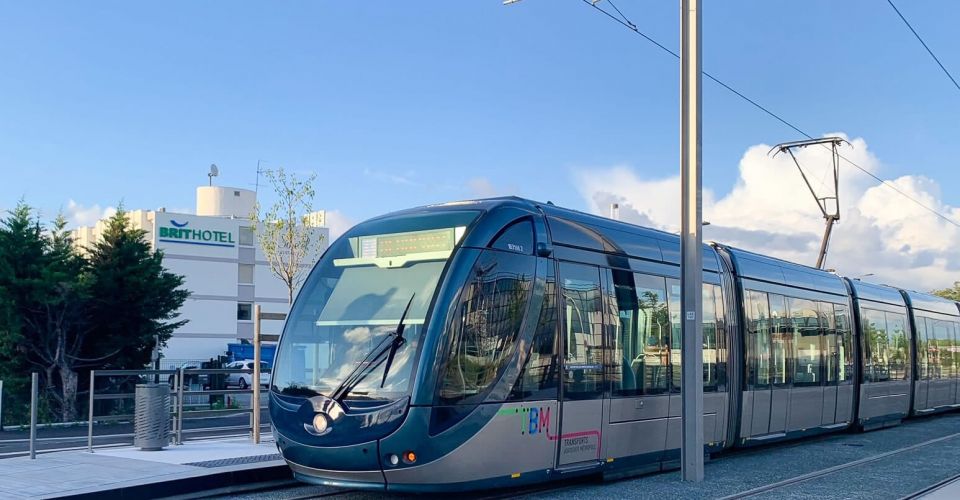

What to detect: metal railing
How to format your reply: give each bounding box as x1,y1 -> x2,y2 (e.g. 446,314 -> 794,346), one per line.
81,367 -> 270,453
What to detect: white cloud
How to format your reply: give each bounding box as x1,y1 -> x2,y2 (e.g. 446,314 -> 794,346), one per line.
63,199 -> 117,228
573,134 -> 960,291
324,209 -> 355,241
466,177 -> 517,199
362,168 -> 419,186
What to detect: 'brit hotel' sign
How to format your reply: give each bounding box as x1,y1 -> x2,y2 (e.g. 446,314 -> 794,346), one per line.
158,219 -> 236,248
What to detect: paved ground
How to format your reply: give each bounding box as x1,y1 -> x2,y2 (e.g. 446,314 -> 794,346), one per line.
0,437 -> 282,499
0,407 -> 269,458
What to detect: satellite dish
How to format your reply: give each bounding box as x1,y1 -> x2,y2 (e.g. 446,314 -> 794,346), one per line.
208,164 -> 219,186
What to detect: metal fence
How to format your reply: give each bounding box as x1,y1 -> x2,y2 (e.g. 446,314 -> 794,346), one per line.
84,367 -> 271,452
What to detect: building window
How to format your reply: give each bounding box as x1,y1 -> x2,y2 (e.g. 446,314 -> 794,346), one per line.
239,227 -> 254,246
237,302 -> 253,321
238,264 -> 254,284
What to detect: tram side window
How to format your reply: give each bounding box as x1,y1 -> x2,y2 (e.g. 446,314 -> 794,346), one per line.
664,280 -> 723,392
821,302 -> 838,385
886,313 -> 910,380
560,263 -> 605,399
714,284 -> 728,390
490,219 -> 534,255
930,319 -> 957,380
952,322 -> 960,380
702,285 -> 719,392
916,317 -> 929,380
861,309 -> 890,383
437,250 -> 536,405
745,290 -> 772,388
668,279 -> 682,391
769,294 -> 791,387
509,271 -> 559,401
607,271 -> 669,396
835,304 -> 854,383
789,298 -> 821,387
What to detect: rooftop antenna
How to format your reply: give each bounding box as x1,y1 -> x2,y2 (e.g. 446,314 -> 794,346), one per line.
208,163 -> 219,186
769,137 -> 849,270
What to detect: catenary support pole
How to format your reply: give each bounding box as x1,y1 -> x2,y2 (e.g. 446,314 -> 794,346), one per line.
253,304 -> 262,444
29,373 -> 38,460
680,0 -> 704,482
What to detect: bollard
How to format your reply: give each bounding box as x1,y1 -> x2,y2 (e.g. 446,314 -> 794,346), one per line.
88,370 -> 95,452
29,373 -> 37,459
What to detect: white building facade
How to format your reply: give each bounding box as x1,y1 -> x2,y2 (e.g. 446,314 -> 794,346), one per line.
73,186 -> 328,364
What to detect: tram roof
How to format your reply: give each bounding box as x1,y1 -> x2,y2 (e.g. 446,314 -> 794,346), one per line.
844,278 -> 907,308
900,289 -> 960,317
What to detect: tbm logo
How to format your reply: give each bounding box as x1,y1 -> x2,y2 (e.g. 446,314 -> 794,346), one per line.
521,406 -> 551,436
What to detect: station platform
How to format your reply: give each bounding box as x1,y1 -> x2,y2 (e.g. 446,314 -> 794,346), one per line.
0,436 -> 287,499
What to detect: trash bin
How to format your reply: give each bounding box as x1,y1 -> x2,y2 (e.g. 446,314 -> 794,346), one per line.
134,383 -> 170,451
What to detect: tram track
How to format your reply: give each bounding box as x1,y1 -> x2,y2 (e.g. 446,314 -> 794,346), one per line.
718,430 -> 960,499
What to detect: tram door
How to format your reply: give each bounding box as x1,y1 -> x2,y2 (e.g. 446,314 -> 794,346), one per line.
557,262 -> 605,467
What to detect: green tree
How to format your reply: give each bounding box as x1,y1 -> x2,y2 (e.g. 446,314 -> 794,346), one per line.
0,202 -> 43,423
253,167 -> 324,303
932,282 -> 960,302
82,208 -> 190,370
0,204 -> 91,422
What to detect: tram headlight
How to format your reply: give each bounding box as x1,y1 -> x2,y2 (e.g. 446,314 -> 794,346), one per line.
312,413 -> 330,434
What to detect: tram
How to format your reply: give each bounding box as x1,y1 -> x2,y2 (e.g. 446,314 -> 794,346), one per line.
268,197 -> 960,492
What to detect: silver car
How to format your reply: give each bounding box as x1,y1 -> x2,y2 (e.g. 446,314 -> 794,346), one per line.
226,360 -> 270,389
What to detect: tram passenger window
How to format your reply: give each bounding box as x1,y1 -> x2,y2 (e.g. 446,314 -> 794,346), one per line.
702,285 -> 719,392
930,319 -> 956,380
821,303 -> 838,385
862,309 -> 890,383
949,321 -> 960,378
606,271 -> 669,396
769,295 -> 791,387
789,298 -> 821,386
560,263 -> 605,399
886,313 -> 910,380
437,250 -> 535,405
668,279 -> 682,391
916,317 -> 929,380
945,321 -> 960,378
835,305 -> 854,383
745,290 -> 771,388
714,284 -> 728,390
490,219 -> 534,255
509,272 -> 559,401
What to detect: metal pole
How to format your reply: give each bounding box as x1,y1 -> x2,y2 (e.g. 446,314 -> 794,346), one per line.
0,379 -> 4,431
177,367 -> 185,445
88,370 -> 95,452
29,373 -> 38,460
253,304 -> 262,444
680,0 -> 704,482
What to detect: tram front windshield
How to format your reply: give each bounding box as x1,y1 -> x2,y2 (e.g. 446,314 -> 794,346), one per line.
272,210 -> 479,402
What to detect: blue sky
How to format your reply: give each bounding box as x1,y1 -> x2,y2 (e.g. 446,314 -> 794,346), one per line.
1,1 -> 958,277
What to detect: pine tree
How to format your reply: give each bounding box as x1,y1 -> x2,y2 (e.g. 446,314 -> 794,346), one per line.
83,208 -> 190,370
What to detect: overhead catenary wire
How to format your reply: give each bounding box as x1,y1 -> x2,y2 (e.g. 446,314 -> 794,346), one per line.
886,0 -> 960,93
579,0 -> 960,229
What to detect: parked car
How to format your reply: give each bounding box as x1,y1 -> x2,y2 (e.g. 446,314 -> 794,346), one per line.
167,362 -> 211,389
226,360 -> 270,389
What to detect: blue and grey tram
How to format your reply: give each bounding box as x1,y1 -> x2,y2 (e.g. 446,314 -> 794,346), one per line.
268,197 -> 960,492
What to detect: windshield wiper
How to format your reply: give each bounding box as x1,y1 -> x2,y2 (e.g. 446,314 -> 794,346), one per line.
380,293 -> 415,388
330,294 -> 416,403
